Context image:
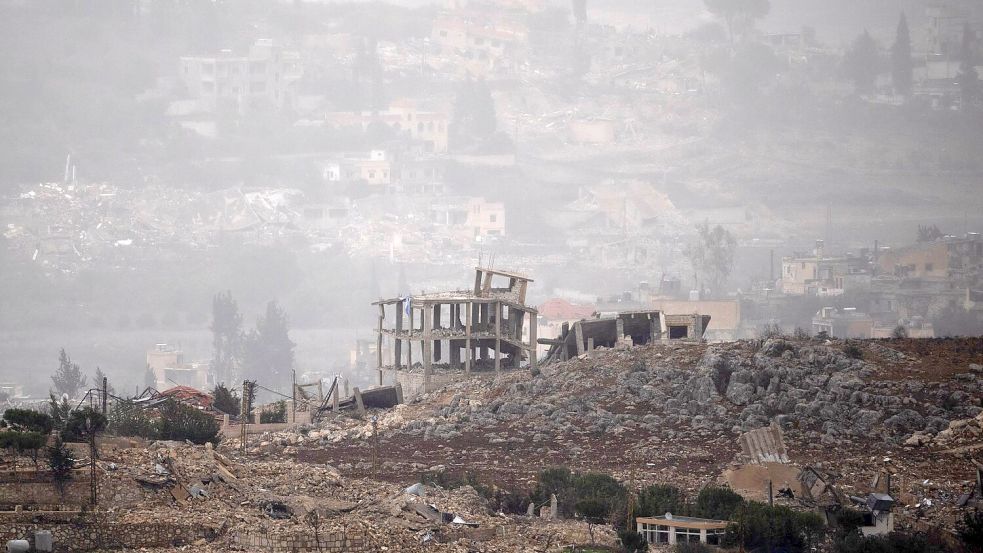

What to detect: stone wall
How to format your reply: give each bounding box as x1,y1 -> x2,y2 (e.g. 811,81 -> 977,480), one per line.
0,519 -> 216,551
0,473 -> 90,507
382,368 -> 463,399
231,529 -> 373,552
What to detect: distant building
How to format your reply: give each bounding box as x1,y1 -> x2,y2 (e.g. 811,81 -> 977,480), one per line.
322,101 -> 449,153
320,151 -> 392,186
650,299 -> 743,341
812,307 -> 874,339
146,344 -> 212,392
179,39 -> 303,112
429,196 -> 505,240
877,235 -> 983,281
636,514 -> 729,546
781,241 -> 870,296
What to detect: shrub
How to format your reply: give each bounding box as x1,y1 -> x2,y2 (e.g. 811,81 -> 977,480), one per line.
636,484 -> 686,518
212,383 -> 241,416
2,408 -> 54,434
694,486 -> 744,521
675,543 -> 711,553
843,343 -> 864,360
958,509 -> 983,553
107,400 -> 158,439
260,400 -> 287,423
64,407 -> 107,443
47,437 -> 75,493
724,502 -> 824,552
617,528 -> 648,553
834,531 -> 951,553
530,468 -> 627,521
156,400 -> 220,444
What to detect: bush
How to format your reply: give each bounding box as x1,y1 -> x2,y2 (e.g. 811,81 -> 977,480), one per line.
47,437 -> 75,493
107,400 -> 158,439
530,467 -> 627,521
636,484 -> 686,518
843,343 -> 864,360
617,528 -> 648,553
2,408 -> 54,434
260,400 -> 287,423
212,383 -> 241,416
694,486 -> 744,520
156,400 -> 220,444
63,407 -> 107,443
958,509 -> 983,553
724,502 -> 824,552
675,543 -> 711,553
834,531 -> 951,553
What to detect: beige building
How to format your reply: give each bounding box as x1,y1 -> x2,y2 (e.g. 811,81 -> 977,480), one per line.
430,197 -> 504,240
179,39 -> 302,112
146,344 -> 212,392
323,101 -> 449,153
637,514 -> 729,546
650,299 -> 742,341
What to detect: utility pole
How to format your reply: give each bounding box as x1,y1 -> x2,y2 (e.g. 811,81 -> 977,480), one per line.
101,376 -> 108,414
291,370 -> 296,424
372,416 -> 380,476
240,380 -> 254,454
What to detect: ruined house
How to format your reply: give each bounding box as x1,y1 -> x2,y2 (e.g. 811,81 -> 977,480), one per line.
373,267 -> 539,397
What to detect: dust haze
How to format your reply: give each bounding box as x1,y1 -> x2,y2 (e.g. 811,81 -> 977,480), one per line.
3,0 -> 981,396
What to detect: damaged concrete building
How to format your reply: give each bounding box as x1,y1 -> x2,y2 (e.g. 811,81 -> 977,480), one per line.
374,267 -> 539,397
539,311 -> 710,363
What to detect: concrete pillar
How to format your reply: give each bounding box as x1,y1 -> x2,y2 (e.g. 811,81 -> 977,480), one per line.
395,302 -> 404,368
587,337 -> 594,360
332,378 -> 339,411
494,301 -> 502,373
433,304 -> 442,361
353,387 -> 365,415
550,493 -> 558,519
616,317 -> 625,346
465,301 -> 472,375
377,304 -> 384,371
574,323 -> 585,355
423,306 -> 432,391
529,312 -> 538,370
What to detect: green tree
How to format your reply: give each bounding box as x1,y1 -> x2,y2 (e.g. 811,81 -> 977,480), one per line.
107,400 -> 157,439
47,393 -> 72,432
211,291 -> 244,386
703,0 -> 770,45
156,400 -> 220,444
891,13 -> 913,97
687,222 -> 737,297
51,348 -> 87,398
576,498 -> 609,545
844,30 -> 880,94
636,484 -> 686,517
47,437 -> 75,494
725,502 -> 824,552
695,486 -> 744,520
259,400 -> 287,423
2,408 -> 54,434
93,367 -> 115,397
212,383 -> 242,416
242,301 -> 295,392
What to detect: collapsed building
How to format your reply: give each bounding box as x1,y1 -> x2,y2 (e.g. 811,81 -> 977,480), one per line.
539,311 -> 710,364
374,267 -> 711,397
374,267 -> 539,397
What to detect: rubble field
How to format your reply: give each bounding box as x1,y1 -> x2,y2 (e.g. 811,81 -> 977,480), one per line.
18,337 -> 980,552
